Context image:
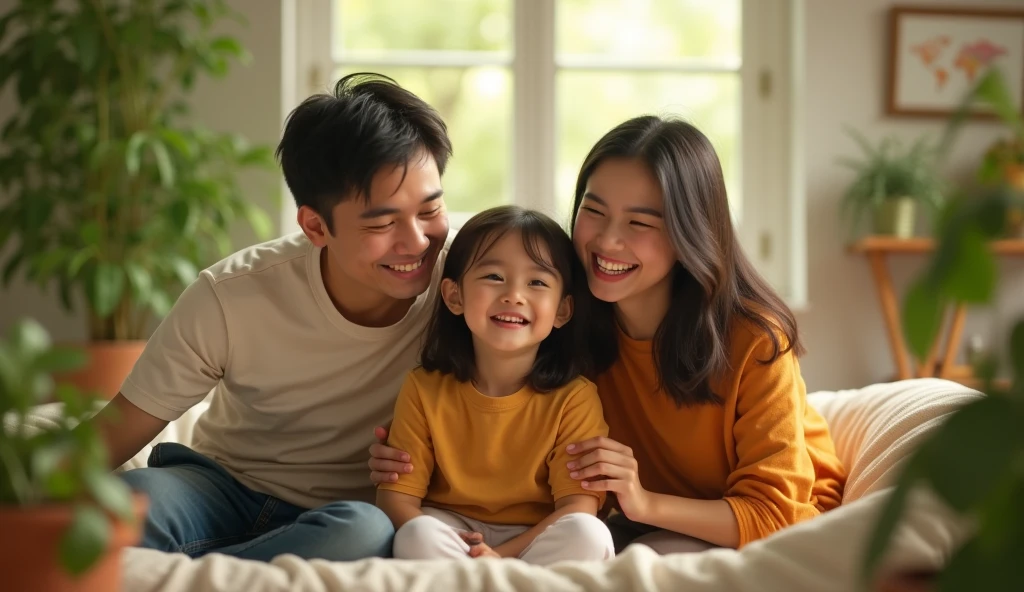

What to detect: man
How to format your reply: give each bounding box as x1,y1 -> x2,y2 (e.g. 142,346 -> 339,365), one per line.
92,73 -> 453,562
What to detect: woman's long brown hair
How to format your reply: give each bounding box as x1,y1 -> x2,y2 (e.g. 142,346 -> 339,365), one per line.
571,116 -> 803,406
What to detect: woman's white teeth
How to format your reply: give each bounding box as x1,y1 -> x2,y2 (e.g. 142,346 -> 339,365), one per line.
596,256 -> 637,274
387,259 -> 423,272
494,315 -> 527,324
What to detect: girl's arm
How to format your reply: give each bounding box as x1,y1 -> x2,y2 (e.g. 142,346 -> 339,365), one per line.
493,495 -> 598,558
376,489 -> 425,530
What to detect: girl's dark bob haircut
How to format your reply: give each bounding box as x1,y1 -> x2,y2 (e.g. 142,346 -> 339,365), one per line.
420,205 -> 591,391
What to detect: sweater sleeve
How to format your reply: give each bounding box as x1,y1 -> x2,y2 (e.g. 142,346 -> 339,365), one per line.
377,373 -> 434,499
722,333 -> 823,547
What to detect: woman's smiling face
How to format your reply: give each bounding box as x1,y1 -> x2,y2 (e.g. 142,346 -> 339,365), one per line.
571,157 -> 677,308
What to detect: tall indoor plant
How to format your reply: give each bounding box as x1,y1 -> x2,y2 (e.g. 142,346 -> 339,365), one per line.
838,130 -> 945,239
863,69 -> 1024,591
0,0 -> 275,395
1,317 -> 145,591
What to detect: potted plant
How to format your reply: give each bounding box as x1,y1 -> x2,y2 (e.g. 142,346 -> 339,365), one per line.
0,0 -> 276,397
838,129 -> 946,239
977,133 -> 1024,238
863,69 -> 1024,592
1,317 -> 146,591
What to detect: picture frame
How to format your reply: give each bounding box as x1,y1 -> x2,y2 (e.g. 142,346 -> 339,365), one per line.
887,6 -> 1024,117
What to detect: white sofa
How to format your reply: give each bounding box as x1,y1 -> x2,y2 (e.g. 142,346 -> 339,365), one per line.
21,378 -> 979,591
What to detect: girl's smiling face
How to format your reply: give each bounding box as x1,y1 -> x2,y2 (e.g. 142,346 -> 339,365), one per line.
441,231 -> 573,355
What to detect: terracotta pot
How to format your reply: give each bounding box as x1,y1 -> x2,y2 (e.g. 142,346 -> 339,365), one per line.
55,341 -> 146,400
0,494 -> 147,592
873,197 -> 916,239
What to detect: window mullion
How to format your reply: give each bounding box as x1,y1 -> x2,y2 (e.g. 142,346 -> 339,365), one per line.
513,0 -> 556,217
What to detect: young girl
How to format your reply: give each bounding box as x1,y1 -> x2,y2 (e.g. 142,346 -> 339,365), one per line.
371,117 -> 847,556
376,205 -> 615,564
564,115 -> 847,553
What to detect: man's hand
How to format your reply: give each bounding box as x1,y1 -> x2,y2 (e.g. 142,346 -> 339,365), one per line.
368,426 -> 414,484
459,532 -> 501,559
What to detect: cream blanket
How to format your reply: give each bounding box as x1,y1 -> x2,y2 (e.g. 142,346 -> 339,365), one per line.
16,378 -> 979,591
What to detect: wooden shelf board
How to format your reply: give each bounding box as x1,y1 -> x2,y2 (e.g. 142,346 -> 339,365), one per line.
849,236 -> 1024,256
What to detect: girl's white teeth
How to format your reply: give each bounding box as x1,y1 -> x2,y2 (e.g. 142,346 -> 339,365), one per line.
494,315 -> 526,324
596,256 -> 637,274
387,259 -> 423,272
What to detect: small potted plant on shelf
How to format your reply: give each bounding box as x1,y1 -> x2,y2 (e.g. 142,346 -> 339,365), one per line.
0,318 -> 145,592
863,68 -> 1024,592
838,129 -> 945,239
0,0 -> 277,398
977,126 -> 1024,238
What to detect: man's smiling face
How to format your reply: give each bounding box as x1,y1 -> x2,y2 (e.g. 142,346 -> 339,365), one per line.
304,149 -> 450,319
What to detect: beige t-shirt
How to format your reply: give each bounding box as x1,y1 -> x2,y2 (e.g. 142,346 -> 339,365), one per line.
120,232 -> 445,509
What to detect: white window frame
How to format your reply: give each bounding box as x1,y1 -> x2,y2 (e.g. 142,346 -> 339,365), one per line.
286,0 -> 806,306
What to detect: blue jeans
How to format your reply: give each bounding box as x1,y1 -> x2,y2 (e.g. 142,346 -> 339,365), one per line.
120,443 -> 394,561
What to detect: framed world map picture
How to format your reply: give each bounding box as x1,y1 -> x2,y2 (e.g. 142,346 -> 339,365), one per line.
887,6 -> 1024,117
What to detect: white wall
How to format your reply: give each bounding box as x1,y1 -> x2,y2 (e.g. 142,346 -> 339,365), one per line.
0,0 -> 286,341
796,0 -> 1024,390
2,0 -> 1021,391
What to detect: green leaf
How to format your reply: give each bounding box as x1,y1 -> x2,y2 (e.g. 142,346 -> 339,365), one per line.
936,534 -> 1020,592
973,69 -> 1023,132
68,248 -> 96,278
149,291 -> 173,317
209,36 -> 244,57
31,436 -> 73,484
125,263 -> 153,301
2,250 -> 25,287
33,348 -> 87,375
89,262 -> 125,318
903,280 -> 944,362
168,257 -> 198,286
83,467 -> 133,521
244,205 -> 273,240
125,132 -> 147,176
11,318 -> 51,356
149,139 -> 175,187
72,22 -> 98,72
44,469 -> 79,501
919,396 -> 1023,512
31,247 -> 69,280
79,221 -> 101,247
943,230 -> 996,303
862,470 -> 916,584
158,128 -> 192,157
59,505 -> 109,576
167,200 -> 196,234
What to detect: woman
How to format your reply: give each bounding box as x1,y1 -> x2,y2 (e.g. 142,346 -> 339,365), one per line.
371,115 -> 846,554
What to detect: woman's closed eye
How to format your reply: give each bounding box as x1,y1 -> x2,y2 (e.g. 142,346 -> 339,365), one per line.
581,205 -> 604,216
630,220 -> 655,229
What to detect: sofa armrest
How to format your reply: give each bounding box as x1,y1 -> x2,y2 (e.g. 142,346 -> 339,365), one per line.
808,378 -> 981,503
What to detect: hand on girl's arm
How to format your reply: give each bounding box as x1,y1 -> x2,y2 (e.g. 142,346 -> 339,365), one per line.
567,436 -> 740,549
368,426 -> 415,484
492,495 -> 598,559
375,489 -> 424,530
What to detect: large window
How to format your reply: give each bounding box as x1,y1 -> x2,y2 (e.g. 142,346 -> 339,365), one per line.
291,0 -> 805,304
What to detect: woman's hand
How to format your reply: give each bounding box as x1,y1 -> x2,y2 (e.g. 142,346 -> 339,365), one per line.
368,426 -> 414,484
567,436 -> 652,522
